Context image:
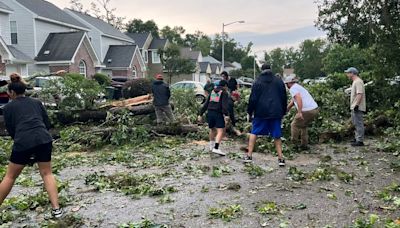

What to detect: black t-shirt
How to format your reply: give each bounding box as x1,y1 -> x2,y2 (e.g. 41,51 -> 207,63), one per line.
228,78 -> 238,92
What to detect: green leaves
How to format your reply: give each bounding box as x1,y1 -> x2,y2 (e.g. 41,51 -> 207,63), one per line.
208,204 -> 242,222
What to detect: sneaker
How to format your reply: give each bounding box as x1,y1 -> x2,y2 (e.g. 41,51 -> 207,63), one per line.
212,148 -> 226,156
278,159 -> 286,167
351,141 -> 365,147
243,155 -> 253,163
52,208 -> 64,218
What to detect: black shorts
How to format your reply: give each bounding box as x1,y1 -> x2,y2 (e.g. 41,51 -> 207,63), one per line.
10,142 -> 52,165
207,111 -> 225,129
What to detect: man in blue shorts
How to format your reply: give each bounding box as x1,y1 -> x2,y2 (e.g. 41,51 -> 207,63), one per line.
244,64 -> 287,166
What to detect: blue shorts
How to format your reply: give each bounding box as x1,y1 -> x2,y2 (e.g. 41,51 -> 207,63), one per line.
207,111 -> 225,129
251,118 -> 282,139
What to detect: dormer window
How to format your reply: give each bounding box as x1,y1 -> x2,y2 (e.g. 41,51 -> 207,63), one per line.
44,50 -> 50,55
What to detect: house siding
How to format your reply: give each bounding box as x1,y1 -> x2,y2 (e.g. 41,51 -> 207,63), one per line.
3,0 -> 35,58
130,50 -> 144,78
35,19 -> 79,56
101,36 -> 132,62
0,13 -> 11,44
0,55 -> 5,75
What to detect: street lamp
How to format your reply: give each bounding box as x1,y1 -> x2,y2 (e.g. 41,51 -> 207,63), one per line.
221,20 -> 245,71
253,50 -> 264,79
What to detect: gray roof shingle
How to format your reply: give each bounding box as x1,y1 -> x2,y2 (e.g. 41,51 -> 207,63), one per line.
125,33 -> 150,48
149,38 -> 168,50
103,45 -> 137,68
0,2 -> 13,12
180,47 -> 201,61
7,46 -> 32,62
210,63 -> 220,74
35,31 -> 85,62
199,62 -> 210,73
68,10 -> 133,41
16,0 -> 88,29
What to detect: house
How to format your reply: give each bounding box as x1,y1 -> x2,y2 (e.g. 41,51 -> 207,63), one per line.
231,61 -> 242,70
103,44 -> 144,78
198,62 -> 211,83
35,31 -> 101,77
178,47 -> 203,82
147,38 -> 169,77
1,0 -> 104,76
0,1 -> 32,76
210,63 -> 221,78
66,9 -> 145,78
125,32 -> 153,71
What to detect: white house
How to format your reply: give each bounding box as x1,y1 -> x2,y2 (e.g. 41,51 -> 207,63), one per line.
0,1 -> 31,76
199,62 -> 211,83
1,0 -> 101,76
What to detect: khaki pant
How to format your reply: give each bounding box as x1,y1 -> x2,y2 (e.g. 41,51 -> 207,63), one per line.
291,108 -> 319,146
154,105 -> 175,124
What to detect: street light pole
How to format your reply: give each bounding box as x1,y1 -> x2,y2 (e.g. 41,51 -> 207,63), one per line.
253,50 -> 264,80
221,20 -> 245,72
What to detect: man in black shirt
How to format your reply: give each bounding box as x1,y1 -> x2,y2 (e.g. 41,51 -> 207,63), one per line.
221,71 -> 238,92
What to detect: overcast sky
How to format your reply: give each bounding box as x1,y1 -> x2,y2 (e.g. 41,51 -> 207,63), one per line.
49,0 -> 326,52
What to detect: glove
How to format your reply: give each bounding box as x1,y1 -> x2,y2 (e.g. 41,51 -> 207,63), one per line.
354,105 -> 359,112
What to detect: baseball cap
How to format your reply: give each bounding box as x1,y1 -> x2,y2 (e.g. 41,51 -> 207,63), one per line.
344,67 -> 359,75
283,75 -> 298,84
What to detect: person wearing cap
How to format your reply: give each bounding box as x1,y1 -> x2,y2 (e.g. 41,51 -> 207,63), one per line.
284,75 -> 319,150
245,64 -> 287,166
345,67 -> 366,146
198,80 -> 230,156
151,73 -> 175,124
221,71 -> 238,93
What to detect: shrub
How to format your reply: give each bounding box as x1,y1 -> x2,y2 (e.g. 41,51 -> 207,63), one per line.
122,78 -> 152,98
93,73 -> 111,86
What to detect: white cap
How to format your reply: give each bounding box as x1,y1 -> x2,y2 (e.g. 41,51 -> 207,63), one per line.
283,75 -> 298,84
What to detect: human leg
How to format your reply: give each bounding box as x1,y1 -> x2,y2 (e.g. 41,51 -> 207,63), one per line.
154,106 -> 164,124
38,162 -> 59,209
353,110 -> 365,143
0,163 -> 24,205
164,105 -> 175,123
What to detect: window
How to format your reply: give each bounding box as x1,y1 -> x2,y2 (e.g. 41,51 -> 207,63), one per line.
10,21 -> 17,44
152,50 -> 161,64
143,50 -> 148,63
79,60 -> 86,77
132,66 -> 137,78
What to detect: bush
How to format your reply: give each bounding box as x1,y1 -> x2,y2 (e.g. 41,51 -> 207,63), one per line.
171,89 -> 201,124
93,73 -> 111,86
122,78 -> 152,98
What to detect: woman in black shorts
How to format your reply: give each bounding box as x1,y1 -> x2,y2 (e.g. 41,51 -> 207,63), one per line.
0,80 -> 63,218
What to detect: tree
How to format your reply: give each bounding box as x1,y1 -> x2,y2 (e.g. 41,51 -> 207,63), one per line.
125,19 -> 159,38
210,34 -> 252,63
293,39 -> 327,79
184,31 -> 212,56
160,26 -> 185,45
322,44 -> 371,75
90,0 -> 125,30
316,0 -> 400,76
264,48 -> 286,74
159,44 -> 196,84
69,0 -> 88,13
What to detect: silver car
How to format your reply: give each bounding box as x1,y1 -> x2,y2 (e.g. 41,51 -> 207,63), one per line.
171,81 -> 207,103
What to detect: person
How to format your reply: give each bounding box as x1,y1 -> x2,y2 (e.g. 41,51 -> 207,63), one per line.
198,80 -> 230,156
221,71 -> 239,127
284,75 -> 319,150
345,67 -> 366,146
203,77 -> 215,97
244,64 -> 287,166
152,73 -> 175,124
0,81 -> 63,218
221,71 -> 238,92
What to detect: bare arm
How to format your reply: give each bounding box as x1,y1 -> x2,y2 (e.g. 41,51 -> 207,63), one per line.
354,93 -> 363,106
294,93 -> 303,113
287,100 -> 295,112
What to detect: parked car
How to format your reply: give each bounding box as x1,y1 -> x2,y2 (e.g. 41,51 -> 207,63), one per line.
32,76 -> 63,91
238,76 -> 254,84
171,81 -> 206,103
236,79 -> 253,88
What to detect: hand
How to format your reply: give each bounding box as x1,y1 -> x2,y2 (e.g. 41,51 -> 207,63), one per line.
296,112 -> 304,120
197,116 -> 202,123
354,105 -> 359,112
247,114 -> 253,122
